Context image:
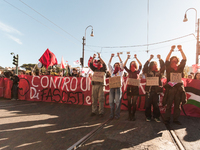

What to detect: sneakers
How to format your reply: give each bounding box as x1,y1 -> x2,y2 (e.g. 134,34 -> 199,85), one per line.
146,117 -> 151,122
154,118 -> 161,123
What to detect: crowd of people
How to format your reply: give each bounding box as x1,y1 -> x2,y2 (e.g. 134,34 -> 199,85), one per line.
1,45 -> 200,125
88,45 -> 200,126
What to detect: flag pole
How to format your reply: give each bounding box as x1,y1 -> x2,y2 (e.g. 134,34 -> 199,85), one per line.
32,61 -> 39,74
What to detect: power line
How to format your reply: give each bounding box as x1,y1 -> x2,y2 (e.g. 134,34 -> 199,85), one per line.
19,0 -> 82,44
85,39 -> 195,54
87,33 -> 194,49
18,0 -> 99,53
4,0 -> 80,47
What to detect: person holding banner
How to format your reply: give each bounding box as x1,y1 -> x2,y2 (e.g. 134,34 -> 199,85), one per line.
143,54 -> 165,122
108,53 -> 124,120
90,53 -> 107,117
163,45 -> 187,125
123,54 -> 142,121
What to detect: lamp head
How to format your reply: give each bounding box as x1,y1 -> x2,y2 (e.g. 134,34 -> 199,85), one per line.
90,29 -> 94,37
183,14 -> 188,22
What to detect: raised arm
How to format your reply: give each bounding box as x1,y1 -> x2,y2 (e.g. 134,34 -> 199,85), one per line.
157,54 -> 165,73
177,45 -> 186,60
143,54 -> 154,73
117,52 -> 122,63
98,52 -> 105,65
90,54 -> 96,64
109,53 -> 114,64
123,55 -> 130,68
134,54 -> 142,67
166,45 -> 175,61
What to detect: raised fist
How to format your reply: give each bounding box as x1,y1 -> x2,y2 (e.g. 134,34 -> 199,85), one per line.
171,45 -> 176,51
117,52 -> 120,57
97,52 -> 101,58
127,55 -> 131,59
150,54 -> 154,59
111,53 -> 115,57
177,45 -> 182,51
134,54 -> 137,58
93,54 -> 97,58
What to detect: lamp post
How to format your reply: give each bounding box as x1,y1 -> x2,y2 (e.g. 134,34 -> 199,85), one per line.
82,25 -> 94,67
183,8 -> 200,64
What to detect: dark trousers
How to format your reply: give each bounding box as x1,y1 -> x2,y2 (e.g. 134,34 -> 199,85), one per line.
11,84 -> 18,99
127,96 -> 138,117
164,87 -> 181,122
145,91 -> 160,118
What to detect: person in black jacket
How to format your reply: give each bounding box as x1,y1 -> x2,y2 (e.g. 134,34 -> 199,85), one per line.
90,53 -> 107,117
11,73 -> 20,100
162,45 -> 187,125
143,54 -> 165,122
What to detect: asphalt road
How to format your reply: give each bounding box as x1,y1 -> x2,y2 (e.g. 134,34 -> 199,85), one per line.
0,99 -> 199,150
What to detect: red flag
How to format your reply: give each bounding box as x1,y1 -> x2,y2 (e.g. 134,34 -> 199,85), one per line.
60,56 -> 65,69
39,49 -> 58,69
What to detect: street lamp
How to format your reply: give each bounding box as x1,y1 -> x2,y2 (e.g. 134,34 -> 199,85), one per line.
183,8 -> 200,64
81,25 -> 94,67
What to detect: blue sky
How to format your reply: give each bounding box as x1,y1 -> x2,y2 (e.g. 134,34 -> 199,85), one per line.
0,0 -> 199,69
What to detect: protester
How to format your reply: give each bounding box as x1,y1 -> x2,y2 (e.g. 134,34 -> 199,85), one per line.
162,45 -> 187,125
187,74 -> 193,79
11,73 -> 20,100
194,72 -> 200,80
143,54 -> 165,122
106,71 -> 111,78
108,53 -> 124,120
71,68 -> 78,77
123,54 -> 142,121
89,53 -> 107,117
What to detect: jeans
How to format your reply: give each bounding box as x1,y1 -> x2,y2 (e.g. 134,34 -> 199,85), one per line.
145,91 -> 160,118
109,88 -> 122,118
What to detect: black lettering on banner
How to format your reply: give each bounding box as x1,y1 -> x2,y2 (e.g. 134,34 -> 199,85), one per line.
61,91 -> 84,104
53,89 -> 61,102
121,91 -> 128,108
46,89 -> 53,101
61,91 -> 68,103
18,78 -> 30,96
41,88 -> 48,101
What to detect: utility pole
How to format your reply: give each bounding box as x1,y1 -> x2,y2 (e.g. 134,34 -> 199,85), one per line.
196,18 -> 200,64
82,36 -> 85,67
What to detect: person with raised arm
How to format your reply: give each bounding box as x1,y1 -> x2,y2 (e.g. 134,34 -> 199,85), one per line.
163,45 -> 187,125
89,53 -> 107,117
143,54 -> 165,122
123,54 -> 142,121
108,53 -> 124,120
